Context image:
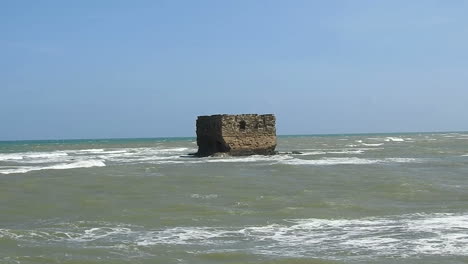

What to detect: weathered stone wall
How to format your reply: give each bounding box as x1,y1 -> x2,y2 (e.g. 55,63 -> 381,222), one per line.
196,114 -> 276,156
221,114 -> 276,155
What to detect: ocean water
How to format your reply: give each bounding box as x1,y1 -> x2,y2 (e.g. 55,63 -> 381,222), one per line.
1,133 -> 468,264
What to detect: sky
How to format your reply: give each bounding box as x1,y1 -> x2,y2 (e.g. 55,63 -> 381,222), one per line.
2,0 -> 468,140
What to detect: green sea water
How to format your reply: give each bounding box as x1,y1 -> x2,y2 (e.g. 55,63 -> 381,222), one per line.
1,133 -> 468,263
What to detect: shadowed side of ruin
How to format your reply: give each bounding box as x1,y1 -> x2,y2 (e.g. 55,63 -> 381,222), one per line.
196,114 -> 276,156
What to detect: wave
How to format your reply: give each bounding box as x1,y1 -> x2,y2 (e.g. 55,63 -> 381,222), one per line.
160,147 -> 190,152
0,147 -> 197,174
385,158 -> 419,163
73,149 -> 128,155
280,157 -> 418,166
142,155 -> 420,166
281,157 -> 379,165
295,151 -> 327,155
0,153 -> 24,161
0,145 -> 420,174
0,152 -> 68,161
2,213 -> 467,259
135,154 -> 420,166
0,160 -> 106,174
297,150 -> 366,155
77,149 -> 105,152
361,143 -> 384,147
327,150 -> 364,154
385,137 -> 405,142
150,155 -> 294,165
131,212 -> 468,257
295,148 -> 386,156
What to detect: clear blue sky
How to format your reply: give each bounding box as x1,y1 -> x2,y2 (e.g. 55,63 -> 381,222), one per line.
2,0 -> 468,140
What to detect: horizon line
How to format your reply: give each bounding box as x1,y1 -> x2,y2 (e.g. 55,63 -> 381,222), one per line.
1,130 -> 467,143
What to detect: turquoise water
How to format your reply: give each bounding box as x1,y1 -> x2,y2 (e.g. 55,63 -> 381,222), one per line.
1,133 -> 468,263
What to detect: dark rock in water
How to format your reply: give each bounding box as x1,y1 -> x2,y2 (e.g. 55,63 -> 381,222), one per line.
291,151 -> 303,154
195,114 -> 277,157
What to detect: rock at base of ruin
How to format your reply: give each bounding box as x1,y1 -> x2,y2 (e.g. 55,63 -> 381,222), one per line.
196,114 -> 277,157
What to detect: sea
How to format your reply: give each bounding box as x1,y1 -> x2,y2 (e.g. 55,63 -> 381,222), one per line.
1,133 -> 468,264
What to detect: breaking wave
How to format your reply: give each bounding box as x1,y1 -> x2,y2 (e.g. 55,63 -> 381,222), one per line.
385,137 -> 405,142
0,160 -> 106,174
0,139 -> 431,174
279,157 -> 419,166
0,145 -> 423,174
281,157 -> 379,165
2,213 -> 467,259
0,147 -> 196,174
361,143 -> 384,147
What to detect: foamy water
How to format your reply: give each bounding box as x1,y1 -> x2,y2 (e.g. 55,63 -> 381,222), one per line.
1,213 -> 467,259
0,147 -> 196,174
0,140 -> 427,174
0,147 -> 421,174
1,133 -> 468,264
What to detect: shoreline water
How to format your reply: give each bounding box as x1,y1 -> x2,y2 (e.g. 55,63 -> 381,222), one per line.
1,132 -> 468,263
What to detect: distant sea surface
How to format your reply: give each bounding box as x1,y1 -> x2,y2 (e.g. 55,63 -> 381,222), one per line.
1,133 -> 468,264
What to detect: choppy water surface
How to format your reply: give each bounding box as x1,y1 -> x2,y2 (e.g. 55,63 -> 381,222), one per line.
1,133 -> 468,263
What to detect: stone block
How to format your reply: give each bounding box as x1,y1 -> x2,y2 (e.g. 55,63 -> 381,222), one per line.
195,114 -> 277,156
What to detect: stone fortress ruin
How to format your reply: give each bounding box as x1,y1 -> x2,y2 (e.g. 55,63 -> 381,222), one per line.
196,114 -> 277,156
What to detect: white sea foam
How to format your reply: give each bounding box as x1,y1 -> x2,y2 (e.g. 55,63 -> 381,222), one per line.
149,212 -> 468,257
74,149 -> 128,155
295,148 -> 380,156
47,160 -> 105,170
0,146 -> 200,174
327,150 -> 365,154
385,137 -> 405,142
0,153 -> 24,161
281,157 -> 379,165
296,151 -> 327,156
0,152 -> 68,162
78,149 -> 105,152
190,194 -> 219,199
20,154 -> 70,164
385,158 -> 419,163
155,147 -> 190,153
4,212 -> 466,258
199,155 -> 293,164
361,143 -> 384,147
0,145 -> 414,173
0,160 -> 106,174
298,149 -> 365,155
140,153 -> 416,166
280,157 -> 419,166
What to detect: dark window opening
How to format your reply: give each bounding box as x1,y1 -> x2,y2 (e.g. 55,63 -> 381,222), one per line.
239,120 -> 246,130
